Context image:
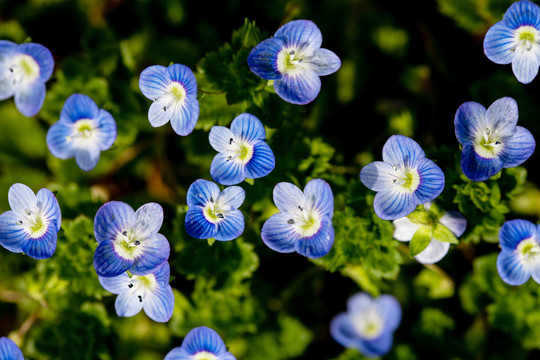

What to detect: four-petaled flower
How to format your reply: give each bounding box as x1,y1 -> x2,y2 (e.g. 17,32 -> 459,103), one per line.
209,113 -> 275,185
454,97 -> 535,181
139,63 -> 199,136
46,94 -> 117,172
185,179 -> 245,241
0,40 -> 54,117
330,292 -> 402,358
359,135 -> 445,220
164,326 -> 236,360
497,219 -> 540,285
261,179 -> 334,258
484,0 -> 540,84
0,183 -> 61,259
0,337 -> 24,360
99,261 -> 174,322
247,19 -> 341,105
93,201 -> 170,277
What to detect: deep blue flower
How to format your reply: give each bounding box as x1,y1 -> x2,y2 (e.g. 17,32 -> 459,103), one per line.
261,179 -> 334,258
497,219 -> 540,285
139,63 -> 199,135
484,0 -> 540,84
209,113 -> 275,185
247,19 -> 341,105
46,94 -> 117,171
0,40 -> 54,117
99,261 -> 174,322
359,135 -> 445,220
185,179 -> 245,241
93,201 -> 170,277
0,337 -> 24,360
330,293 -> 401,358
164,326 -> 236,360
0,183 -> 61,259
454,97 -> 535,181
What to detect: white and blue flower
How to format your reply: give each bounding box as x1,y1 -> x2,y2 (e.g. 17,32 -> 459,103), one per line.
247,19 -> 341,105
93,201 -> 170,278
359,135 -> 445,220
0,337 -> 24,360
261,179 -> 334,258
209,113 -> 275,185
0,40 -> 54,117
99,261 -> 174,322
484,0 -> 540,84
164,326 -> 236,360
330,293 -> 402,358
46,94 -> 117,172
0,183 -> 61,260
454,97 -> 535,181
497,219 -> 540,285
185,179 -> 245,241
139,63 -> 199,135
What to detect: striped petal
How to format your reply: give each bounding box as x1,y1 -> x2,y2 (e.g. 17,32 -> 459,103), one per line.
414,157 -> 445,204
497,250 -> 530,285
75,141 -> 101,171
304,178 -> 334,218
244,141 -> 275,179
512,45 -> 539,84
261,212 -> 300,253
500,126 -> 535,168
247,37 -> 286,80
170,98 -> 199,136
382,135 -> 425,169
210,153 -> 245,185
373,189 -> 415,220
8,183 -> 37,216
46,121 -> 76,159
186,179 -> 220,208
185,206 -> 218,240
94,109 -> 117,150
274,20 -> 323,52
21,226 -> 57,259
139,65 -> 169,100
439,210 -> 467,237
209,126 -> 236,152
454,101 -> 487,145
308,48 -> 341,76
94,201 -> 135,244
274,70 -> 321,105
98,272 -> 130,294
0,337 -> 24,360
485,97 -> 519,136
180,326 -> 227,355
143,282 -> 174,322
18,42 -> 54,82
129,233 -> 170,275
215,209 -> 245,241
230,113 -> 266,142
167,64 -> 197,96
503,0 -> 540,28
60,94 -> 99,123
93,239 -> 135,277
460,143 -> 504,181
499,219 -> 537,251
36,188 -> 61,231
216,186 -> 245,211
273,182 -> 307,215
359,161 -> 396,192
14,81 -> 45,117
133,203 -> 164,240
115,289 -> 144,317
483,21 -> 516,64
295,216 -> 334,258
0,211 -> 28,253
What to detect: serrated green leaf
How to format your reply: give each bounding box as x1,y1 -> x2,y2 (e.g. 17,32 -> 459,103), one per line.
410,226 -> 432,257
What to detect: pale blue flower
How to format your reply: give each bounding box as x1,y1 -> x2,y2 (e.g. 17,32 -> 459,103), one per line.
164,326 -> 236,360
0,337 -> 24,360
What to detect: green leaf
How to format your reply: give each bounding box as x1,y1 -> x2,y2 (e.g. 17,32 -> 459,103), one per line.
432,223 -> 459,244
410,226 -> 432,257
407,208 -> 431,225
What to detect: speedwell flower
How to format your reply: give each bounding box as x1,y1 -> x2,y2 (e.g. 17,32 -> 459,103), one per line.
497,219 -> 540,285
0,337 -> 24,360
261,179 -> 334,258
99,261 -> 174,322
359,135 -> 445,220
46,94 -> 117,171
209,113 -> 275,185
185,179 -> 245,241
393,202 -> 467,264
93,201 -> 170,277
454,97 -> 535,181
0,183 -> 61,259
164,326 -> 236,360
330,292 -> 402,358
0,40 -> 54,117
484,0 -> 540,84
139,63 -> 199,135
247,19 -> 341,105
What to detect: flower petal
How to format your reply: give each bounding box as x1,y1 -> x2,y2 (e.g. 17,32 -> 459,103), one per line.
60,94 -> 99,123
483,21 -> 516,64
359,161 -> 397,193
143,282 -> 174,322
180,326 -> 227,355
512,46 -> 539,84
93,239 -> 135,277
94,109 -> 117,150
485,97 -> 519,136
274,70 -> 321,105
414,239 -> 450,264
75,141 -> 101,171
129,233 -> 170,276
503,0 -> 540,28
439,210 -> 467,237
230,113 -> 266,142
247,37 -> 286,80
14,81 -> 45,117
98,272 -> 131,294
139,65 -> 169,100
0,211 -> 28,253
497,250 -> 530,285
185,206 -> 218,240
295,216 -> 334,258
36,188 -> 61,231
209,126 -> 236,152
210,153 -> 246,185
500,126 -> 535,168
308,48 -> 341,76
273,182 -> 306,215
94,201 -> 135,244
304,178 -> 334,218
22,228 -> 57,259
274,20 -> 323,52
382,135 -> 425,168
216,186 -> 245,211
133,202 -> 164,240
454,101 -> 487,145
499,219 -> 537,251
115,289 -> 144,318
167,64 -> 197,96
46,121 -> 76,159
148,98 -> 173,127
375,295 -> 402,332
18,42 -> 54,82
244,141 -> 275,180
170,98 -> 199,136
460,143 -> 504,181
361,332 -> 394,358
414,157 -> 445,204
330,313 -> 360,348
0,337 -> 24,360
8,183 -> 37,216
215,209 -> 244,241
373,189 -> 415,220
186,179 -> 220,208
261,212 -> 301,253
392,217 -> 420,242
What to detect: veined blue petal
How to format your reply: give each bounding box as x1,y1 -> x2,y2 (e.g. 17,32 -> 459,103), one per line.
36,188 -> 61,231
60,94 -> 99,123
8,183 -> 37,216
98,272 -> 130,294
247,37 -> 286,80
133,202 -> 164,240
392,217 -> 420,241
230,113 -> 267,142
460,143 -> 504,181
0,337 -> 24,360
0,211 -> 28,253
274,20 -> 323,52
414,157 -> 445,204
186,179 -> 220,208
274,70 -> 321,105
148,98 -> 172,128
244,141 -> 275,179
439,210 -> 467,237
304,178 -> 334,218
143,282 -> 174,322
216,186 -> 245,211
376,295 -> 402,332
167,64 -> 197,96
308,48 -> 341,76
170,98 -> 199,136
360,161 -> 396,192
497,250 -> 530,285
94,201 -> 136,244
382,135 -> 425,168
483,21 -> 516,64
500,126 -> 535,168
210,153 -> 246,185
18,42 -> 54,82
180,326 -> 227,355
512,46 -> 539,84
94,109 -> 117,150
215,209 -> 244,241
499,219 -> 537,251
185,206 -> 218,239
273,182 -> 306,215
22,228 -> 57,259
485,97 -> 518,135
0,42 -> 17,99
261,212 -> 301,253
295,216 -> 334,258
153,260 -> 171,283
0,73 -> 15,101
139,65 -> 169,100
14,81 -> 45,117
209,126 -> 236,152
46,121 -> 76,159
164,347 -> 190,360
503,0 -> 540,28
454,101 -> 487,145
93,239 -> 135,277
115,289 -> 144,317
373,188 -> 415,220
414,239 -> 450,264
75,141 -> 101,171
129,233 -> 170,275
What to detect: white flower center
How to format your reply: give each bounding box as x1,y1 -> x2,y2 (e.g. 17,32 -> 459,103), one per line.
223,137 -> 254,165
288,204 -> 322,238
154,81 -> 187,114
113,230 -> 144,260
5,54 -> 40,87
517,237 -> 540,265
17,208 -> 48,238
66,119 -> 97,143
352,308 -> 384,340
192,352 -> 218,360
126,272 -> 158,304
390,164 -> 420,192
512,26 -> 540,53
473,127 -> 504,159
277,47 -> 308,76
202,195 -> 232,224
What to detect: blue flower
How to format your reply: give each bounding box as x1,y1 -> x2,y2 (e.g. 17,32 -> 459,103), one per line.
261,179 -> 334,258
46,94 -> 117,172
185,179 -> 245,241
330,293 -> 402,358
0,337 -> 24,360
93,201 -> 170,277
484,0 -> 540,84
0,40 -> 54,117
0,183 -> 61,259
99,261 -> 174,322
454,97 -> 535,181
497,219 -> 540,285
209,113 -> 275,185
359,135 -> 445,220
164,326 -> 236,360
139,63 -> 199,135
247,19 -> 341,105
